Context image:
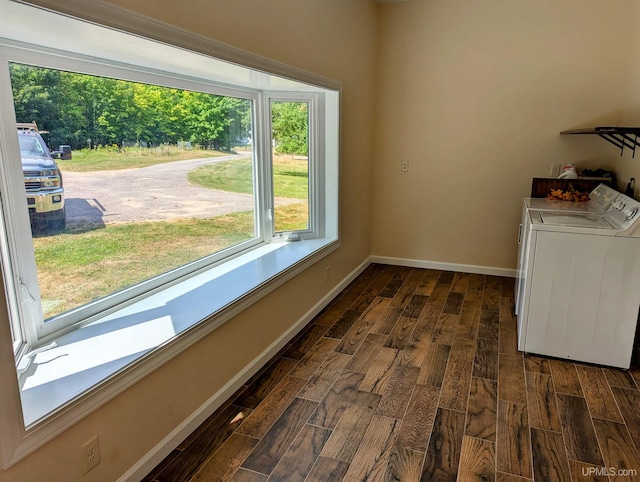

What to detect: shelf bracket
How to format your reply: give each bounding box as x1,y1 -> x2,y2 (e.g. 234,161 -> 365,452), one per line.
561,127 -> 640,158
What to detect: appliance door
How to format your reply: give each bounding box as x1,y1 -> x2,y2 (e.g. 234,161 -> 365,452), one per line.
524,230 -> 640,368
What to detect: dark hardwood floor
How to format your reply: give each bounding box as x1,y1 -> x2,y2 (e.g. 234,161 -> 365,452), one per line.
142,264 -> 640,481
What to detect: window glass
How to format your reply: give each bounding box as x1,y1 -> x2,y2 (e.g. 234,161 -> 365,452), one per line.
9,63 -> 257,321
270,100 -> 310,232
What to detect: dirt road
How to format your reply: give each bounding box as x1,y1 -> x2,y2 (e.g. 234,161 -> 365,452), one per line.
62,154 -> 298,226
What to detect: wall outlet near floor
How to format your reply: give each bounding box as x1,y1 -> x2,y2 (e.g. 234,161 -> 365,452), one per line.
401,160 -> 409,172
81,435 -> 101,474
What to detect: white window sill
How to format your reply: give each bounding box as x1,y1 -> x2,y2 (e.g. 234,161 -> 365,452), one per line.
18,237 -> 337,427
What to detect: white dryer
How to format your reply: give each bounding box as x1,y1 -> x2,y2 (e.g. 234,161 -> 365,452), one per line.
517,192 -> 640,368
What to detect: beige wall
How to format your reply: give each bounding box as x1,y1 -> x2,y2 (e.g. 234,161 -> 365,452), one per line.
372,0 -> 640,270
0,1 -> 376,481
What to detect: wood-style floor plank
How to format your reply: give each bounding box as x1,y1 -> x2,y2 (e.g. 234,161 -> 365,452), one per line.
375,364 -> 420,419
482,288 -> 500,312
371,305 -> 403,335
307,370 -> 364,429
384,446 -> 425,482
496,400 -> 532,479
530,428 -> 571,481
280,324 -> 329,360
345,333 -> 387,374
267,424 -> 331,482
385,315 -> 418,350
473,336 -> 498,380
359,346 -> 400,394
604,368 -> 638,390
341,414 -> 399,481
575,365 -> 624,423
457,436 -> 495,482
414,269 -> 441,296
395,384 -> 440,452
439,343 -> 474,412
304,457 -> 349,482
478,309 -> 500,339
611,386 -> 640,451
420,408 -> 466,482
593,418 -> 640,482
459,302 -> 481,327
288,337 -> 340,380
296,351 -> 351,402
240,397 -> 318,475
416,343 -> 451,387
498,353 -> 527,404
549,359 -> 583,396
144,265 -> 640,482
431,312 -> 459,345
320,390 -> 381,463
523,354 -> 552,375
235,376 -> 307,439
555,393 -> 604,466
233,357 -> 298,409
190,434 -> 258,482
442,291 -> 465,315
525,371 -> 561,432
324,310 -> 361,340
156,404 -> 252,482
451,272 -> 470,293
403,293 -> 429,319
465,376 -> 498,442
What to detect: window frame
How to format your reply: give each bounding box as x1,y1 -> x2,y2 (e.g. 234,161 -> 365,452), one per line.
0,0 -> 341,469
0,45 -> 330,347
266,92 -> 325,240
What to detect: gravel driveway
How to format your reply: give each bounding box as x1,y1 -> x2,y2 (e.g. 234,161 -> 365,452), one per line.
62,154 -> 299,226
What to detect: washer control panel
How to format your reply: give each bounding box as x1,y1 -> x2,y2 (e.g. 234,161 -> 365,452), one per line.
606,194 -> 640,231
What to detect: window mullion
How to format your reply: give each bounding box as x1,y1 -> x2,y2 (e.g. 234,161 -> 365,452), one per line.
258,93 -> 275,240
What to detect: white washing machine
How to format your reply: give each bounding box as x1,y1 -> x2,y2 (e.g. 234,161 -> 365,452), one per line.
516,191 -> 640,368
515,184 -> 619,314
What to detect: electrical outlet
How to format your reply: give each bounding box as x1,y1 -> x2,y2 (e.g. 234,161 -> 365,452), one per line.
401,160 -> 409,172
81,435 -> 100,474
325,266 -> 330,281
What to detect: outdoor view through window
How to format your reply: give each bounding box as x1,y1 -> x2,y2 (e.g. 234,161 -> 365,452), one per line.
10,63 -> 310,322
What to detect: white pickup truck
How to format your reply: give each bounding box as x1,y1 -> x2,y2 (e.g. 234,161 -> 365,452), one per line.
17,122 -> 66,233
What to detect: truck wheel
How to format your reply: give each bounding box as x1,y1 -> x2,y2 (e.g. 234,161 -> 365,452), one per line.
45,208 -> 66,234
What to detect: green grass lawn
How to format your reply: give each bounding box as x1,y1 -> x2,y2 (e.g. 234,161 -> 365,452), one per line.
34,213 -> 255,319
35,150 -> 310,319
58,145 -> 226,172
187,156 -> 309,199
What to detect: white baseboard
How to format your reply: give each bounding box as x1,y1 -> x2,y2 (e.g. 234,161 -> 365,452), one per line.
119,256 -> 372,482
371,255 -> 516,278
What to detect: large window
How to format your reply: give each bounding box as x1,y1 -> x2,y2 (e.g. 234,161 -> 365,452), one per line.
0,0 -> 338,453
1,54 -> 329,348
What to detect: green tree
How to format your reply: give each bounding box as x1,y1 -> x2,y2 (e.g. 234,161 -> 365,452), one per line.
271,101 -> 308,156
9,64 -> 253,151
